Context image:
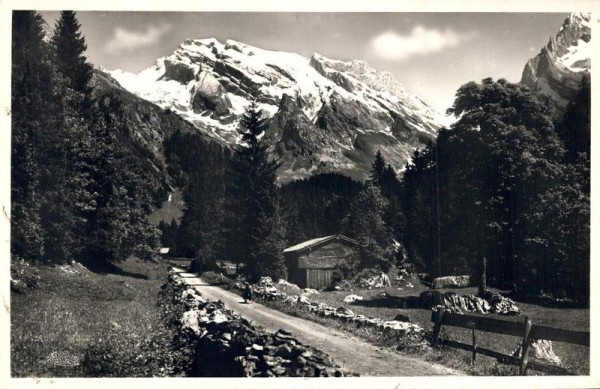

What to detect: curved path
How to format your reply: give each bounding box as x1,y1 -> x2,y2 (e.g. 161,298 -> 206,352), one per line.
173,267 -> 459,376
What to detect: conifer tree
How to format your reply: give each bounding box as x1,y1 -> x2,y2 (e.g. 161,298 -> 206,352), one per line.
51,11 -> 93,107
369,150 -> 386,188
368,152 -> 405,253
343,184 -> 394,271
230,102 -> 287,281
11,11 -> 52,261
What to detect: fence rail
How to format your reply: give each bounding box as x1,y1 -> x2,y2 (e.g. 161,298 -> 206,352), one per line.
430,309 -> 589,375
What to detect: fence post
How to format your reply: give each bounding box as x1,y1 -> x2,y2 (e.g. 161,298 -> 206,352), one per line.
519,317 -> 532,375
432,309 -> 444,346
471,321 -> 477,363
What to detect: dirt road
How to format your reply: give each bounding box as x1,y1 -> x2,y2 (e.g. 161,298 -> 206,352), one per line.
172,268 -> 459,376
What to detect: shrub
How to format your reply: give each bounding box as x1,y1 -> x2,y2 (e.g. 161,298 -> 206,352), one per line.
331,269 -> 344,287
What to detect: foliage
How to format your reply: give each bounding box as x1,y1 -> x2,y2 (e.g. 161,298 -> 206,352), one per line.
343,184 -> 395,272
11,11 -> 160,266
330,269 -> 344,288
11,11 -> 51,261
279,173 -> 363,245
401,78 -> 589,303
163,130 -> 231,261
368,151 -> 406,260
555,75 -> 591,162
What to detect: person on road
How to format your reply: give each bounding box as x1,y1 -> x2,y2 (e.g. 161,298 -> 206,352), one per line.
243,282 -> 253,304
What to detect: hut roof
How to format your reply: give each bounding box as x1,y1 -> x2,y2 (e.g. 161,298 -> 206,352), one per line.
284,234 -> 358,254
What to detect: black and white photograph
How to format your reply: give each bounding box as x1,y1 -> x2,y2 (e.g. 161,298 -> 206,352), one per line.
2,1 -> 598,387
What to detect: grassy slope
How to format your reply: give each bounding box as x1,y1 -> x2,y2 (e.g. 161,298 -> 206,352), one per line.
149,188 -> 184,226
10,258 -> 171,377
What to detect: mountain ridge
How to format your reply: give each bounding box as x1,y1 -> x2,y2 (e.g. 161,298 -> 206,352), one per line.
106,38 -> 447,182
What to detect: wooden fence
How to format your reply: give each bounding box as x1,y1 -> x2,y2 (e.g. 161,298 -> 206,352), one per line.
430,309 -> 589,375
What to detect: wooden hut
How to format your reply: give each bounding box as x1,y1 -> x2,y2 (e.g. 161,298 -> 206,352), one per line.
284,234 -> 359,289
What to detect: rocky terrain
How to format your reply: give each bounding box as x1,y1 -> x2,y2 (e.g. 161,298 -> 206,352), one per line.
521,12 -> 591,108
106,39 -> 447,182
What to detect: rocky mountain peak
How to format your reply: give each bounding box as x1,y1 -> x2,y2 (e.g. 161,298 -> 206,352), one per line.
107,38 -> 446,182
521,12 -> 591,107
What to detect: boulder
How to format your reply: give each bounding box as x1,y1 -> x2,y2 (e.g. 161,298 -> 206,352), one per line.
181,310 -> 201,335
335,307 -> 355,317
278,279 -> 300,289
211,313 -> 229,324
531,339 -> 562,366
432,275 -> 471,289
163,58 -> 197,83
259,276 -> 274,287
489,293 -> 521,315
358,273 -> 392,289
10,279 -> 27,294
303,288 -> 319,295
342,294 -> 363,303
393,313 -> 411,323
191,71 -> 232,116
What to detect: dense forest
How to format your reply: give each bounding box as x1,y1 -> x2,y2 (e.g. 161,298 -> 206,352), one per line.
11,11 -> 161,269
402,78 -> 590,304
12,12 -> 590,305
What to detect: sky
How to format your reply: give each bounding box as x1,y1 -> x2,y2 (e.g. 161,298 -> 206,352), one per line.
39,11 -> 569,113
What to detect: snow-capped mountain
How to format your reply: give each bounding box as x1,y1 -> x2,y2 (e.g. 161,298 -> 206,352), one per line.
107,39 -> 446,182
521,12 -> 591,108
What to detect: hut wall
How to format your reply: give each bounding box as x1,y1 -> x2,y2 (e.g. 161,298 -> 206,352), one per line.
296,241 -> 357,289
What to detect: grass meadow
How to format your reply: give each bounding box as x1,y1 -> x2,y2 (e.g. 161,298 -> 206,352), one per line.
10,258 -> 180,377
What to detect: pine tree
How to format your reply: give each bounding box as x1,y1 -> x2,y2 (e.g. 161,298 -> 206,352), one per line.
178,158 -> 227,267
88,95 -> 161,264
39,11 -> 100,263
369,150 -> 386,188
51,11 -> 93,109
11,11 -> 51,261
343,184 -> 394,271
368,153 -> 405,255
230,102 -> 287,281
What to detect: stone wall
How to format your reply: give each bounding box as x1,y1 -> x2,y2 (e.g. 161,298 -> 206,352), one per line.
166,270 -> 356,377
233,277 -> 427,348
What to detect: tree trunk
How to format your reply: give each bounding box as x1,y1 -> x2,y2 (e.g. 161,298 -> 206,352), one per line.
478,256 -> 487,297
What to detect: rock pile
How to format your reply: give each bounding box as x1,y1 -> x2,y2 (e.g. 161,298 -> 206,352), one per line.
168,271 -> 355,377
421,291 -> 520,316
357,273 -> 392,289
432,275 -> 471,289
277,279 -> 300,290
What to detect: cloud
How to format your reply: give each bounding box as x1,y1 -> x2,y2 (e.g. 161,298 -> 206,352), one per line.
105,23 -> 171,53
371,26 -> 471,61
